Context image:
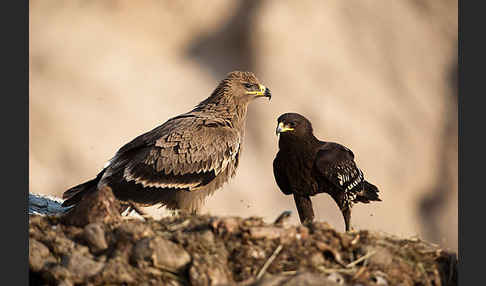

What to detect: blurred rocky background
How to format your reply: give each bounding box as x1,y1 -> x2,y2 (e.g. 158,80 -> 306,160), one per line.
29,0 -> 458,252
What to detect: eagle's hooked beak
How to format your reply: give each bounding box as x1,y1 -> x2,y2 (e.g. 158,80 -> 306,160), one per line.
247,84 -> 271,100
276,122 -> 294,136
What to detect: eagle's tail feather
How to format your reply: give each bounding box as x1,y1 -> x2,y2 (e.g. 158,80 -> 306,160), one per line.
356,181 -> 381,203
61,177 -> 100,207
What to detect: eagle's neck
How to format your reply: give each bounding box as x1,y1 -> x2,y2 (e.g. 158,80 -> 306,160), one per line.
278,134 -> 320,173
193,89 -> 249,128
278,134 -> 320,155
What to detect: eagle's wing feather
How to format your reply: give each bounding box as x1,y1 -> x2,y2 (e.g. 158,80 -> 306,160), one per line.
103,115 -> 240,191
314,142 -> 364,194
273,153 -> 293,195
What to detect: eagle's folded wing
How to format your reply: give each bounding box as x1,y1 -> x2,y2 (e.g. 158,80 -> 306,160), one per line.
102,116 -> 241,191
314,143 -> 364,194
273,154 -> 293,195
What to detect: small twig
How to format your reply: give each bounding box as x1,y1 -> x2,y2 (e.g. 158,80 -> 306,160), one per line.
318,266 -> 356,274
256,244 -> 283,280
281,270 -> 297,276
345,251 -> 376,268
167,220 -> 190,231
363,255 -> 369,267
352,266 -> 367,280
122,216 -> 145,221
128,203 -> 149,217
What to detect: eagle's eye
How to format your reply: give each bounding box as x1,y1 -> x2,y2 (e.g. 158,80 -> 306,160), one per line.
289,122 -> 297,128
243,83 -> 253,89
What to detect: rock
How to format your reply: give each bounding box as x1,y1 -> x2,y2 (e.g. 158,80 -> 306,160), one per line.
151,237 -> 191,271
309,252 -> 325,267
249,227 -> 284,240
326,272 -> 346,285
48,235 -> 91,258
110,220 -> 155,260
28,214 -> 458,286
44,265 -> 72,284
61,186 -> 122,227
83,223 -> 108,252
211,217 -> 241,236
199,229 -> 215,245
97,257 -> 136,284
115,221 -> 155,241
183,227 -> 232,286
366,246 -> 393,267
189,265 -> 231,286
189,253 -> 232,286
131,238 -> 153,267
62,252 -> 105,282
370,271 -> 389,286
253,272 -> 343,286
131,237 -> 191,272
29,238 -> 54,272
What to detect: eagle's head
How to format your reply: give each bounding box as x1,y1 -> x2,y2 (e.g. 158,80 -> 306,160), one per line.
276,113 -> 314,138
220,71 -> 271,104
194,71 -> 271,118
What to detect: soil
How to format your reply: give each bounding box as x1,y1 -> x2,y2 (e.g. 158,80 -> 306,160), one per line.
29,212 -> 457,286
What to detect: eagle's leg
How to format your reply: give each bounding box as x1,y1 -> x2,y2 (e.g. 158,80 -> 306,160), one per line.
293,195 -> 315,224
341,207 -> 352,232
124,202 -> 151,220
330,193 -> 353,232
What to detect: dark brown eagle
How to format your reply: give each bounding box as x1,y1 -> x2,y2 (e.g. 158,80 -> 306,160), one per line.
273,113 -> 381,231
62,71 -> 271,215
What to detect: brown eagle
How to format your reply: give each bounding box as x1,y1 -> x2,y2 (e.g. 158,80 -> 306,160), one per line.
273,113 -> 381,231
62,71 -> 271,215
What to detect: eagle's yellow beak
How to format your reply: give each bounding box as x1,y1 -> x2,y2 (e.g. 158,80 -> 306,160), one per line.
246,84 -> 271,100
276,122 -> 294,136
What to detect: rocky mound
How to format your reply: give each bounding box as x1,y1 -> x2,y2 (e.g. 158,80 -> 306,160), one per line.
29,212 -> 457,286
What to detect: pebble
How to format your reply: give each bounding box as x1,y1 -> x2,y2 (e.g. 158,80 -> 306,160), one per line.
98,258 -> 135,284
131,236 -> 191,272
29,239 -> 52,272
62,253 -> 105,282
83,223 -> 108,252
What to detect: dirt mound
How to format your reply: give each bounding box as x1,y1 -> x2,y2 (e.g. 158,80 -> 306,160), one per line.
29,212 -> 457,286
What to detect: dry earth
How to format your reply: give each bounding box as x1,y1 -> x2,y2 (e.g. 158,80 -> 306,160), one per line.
29,213 -> 457,286
28,192 -> 457,286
